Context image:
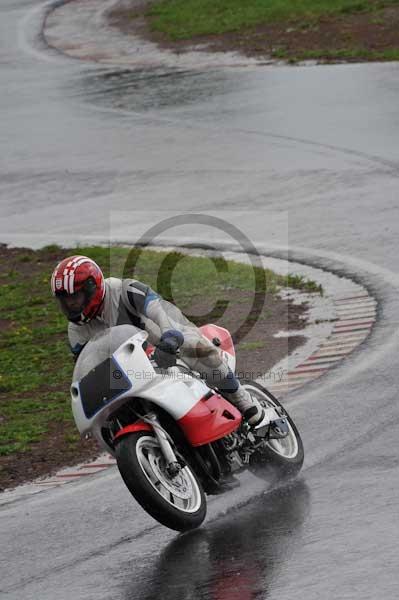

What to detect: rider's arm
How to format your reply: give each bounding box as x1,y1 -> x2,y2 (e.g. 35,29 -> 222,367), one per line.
68,322 -> 90,360
121,279 -> 190,342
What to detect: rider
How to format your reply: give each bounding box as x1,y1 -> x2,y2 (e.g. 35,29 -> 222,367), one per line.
51,255 -> 264,426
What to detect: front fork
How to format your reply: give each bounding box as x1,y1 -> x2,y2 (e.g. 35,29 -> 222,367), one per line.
146,412 -> 182,477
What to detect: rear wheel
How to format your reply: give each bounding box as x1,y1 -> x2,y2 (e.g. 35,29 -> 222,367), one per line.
240,379 -> 304,476
116,431 -> 207,532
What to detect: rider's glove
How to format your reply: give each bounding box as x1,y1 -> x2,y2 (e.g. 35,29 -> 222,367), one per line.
153,330 -> 184,368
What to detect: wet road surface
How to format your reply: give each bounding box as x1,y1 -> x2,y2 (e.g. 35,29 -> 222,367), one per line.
1,1 -> 399,599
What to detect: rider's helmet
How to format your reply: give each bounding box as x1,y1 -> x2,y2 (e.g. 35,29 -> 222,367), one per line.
50,255 -> 105,323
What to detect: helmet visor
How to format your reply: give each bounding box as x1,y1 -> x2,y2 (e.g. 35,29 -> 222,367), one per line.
56,290 -> 87,322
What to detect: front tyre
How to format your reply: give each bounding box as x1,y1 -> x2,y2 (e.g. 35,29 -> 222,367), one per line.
116,431 -> 207,532
240,379 -> 304,476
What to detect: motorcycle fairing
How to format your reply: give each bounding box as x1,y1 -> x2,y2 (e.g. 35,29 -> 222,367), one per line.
199,324 -> 236,371
71,325 -> 240,454
78,356 -> 132,419
178,392 -> 242,447
71,329 -> 213,451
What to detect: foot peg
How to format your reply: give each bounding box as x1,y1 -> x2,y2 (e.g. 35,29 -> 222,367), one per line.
253,409 -> 289,440
268,417 -> 289,439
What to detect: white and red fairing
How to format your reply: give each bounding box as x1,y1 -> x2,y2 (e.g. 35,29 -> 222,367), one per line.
138,324 -> 239,447
175,324 -> 240,445
71,325 -> 241,453
199,324 -> 236,372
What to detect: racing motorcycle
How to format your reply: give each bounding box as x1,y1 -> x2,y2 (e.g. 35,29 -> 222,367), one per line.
71,324 -> 304,532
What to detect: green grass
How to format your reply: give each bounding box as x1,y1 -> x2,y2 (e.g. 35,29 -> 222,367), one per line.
146,0 -> 399,39
238,340 -> 266,351
0,246 -> 322,457
286,274 -> 323,294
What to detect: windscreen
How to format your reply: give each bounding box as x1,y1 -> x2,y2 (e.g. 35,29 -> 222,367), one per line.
73,324 -> 142,382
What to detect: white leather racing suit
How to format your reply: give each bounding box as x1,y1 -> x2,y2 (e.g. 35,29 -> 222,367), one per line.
68,277 -> 232,388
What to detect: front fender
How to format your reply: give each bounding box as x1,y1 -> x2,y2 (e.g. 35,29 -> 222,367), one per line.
114,421 -> 153,442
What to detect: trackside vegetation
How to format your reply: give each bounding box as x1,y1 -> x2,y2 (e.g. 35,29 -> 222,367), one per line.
147,0 -> 397,38
110,0 -> 399,63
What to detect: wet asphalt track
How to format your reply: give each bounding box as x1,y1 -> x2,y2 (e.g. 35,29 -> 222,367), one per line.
1,1 -> 399,598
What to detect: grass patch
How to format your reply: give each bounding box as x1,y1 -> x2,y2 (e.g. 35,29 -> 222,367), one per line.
238,340 -> 266,351
146,0 -> 399,39
0,245 -> 321,460
286,274 -> 323,294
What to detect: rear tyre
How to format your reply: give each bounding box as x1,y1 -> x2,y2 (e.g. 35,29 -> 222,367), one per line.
116,431 -> 207,532
240,379 -> 304,476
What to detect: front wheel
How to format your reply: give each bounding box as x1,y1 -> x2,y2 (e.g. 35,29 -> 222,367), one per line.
116,431 -> 207,532
240,379 -> 304,476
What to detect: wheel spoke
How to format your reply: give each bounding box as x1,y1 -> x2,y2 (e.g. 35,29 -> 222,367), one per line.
158,481 -> 173,501
172,495 -> 186,510
139,451 -> 160,486
152,474 -> 172,501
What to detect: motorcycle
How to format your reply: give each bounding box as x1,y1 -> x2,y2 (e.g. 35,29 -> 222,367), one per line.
71,324 -> 304,532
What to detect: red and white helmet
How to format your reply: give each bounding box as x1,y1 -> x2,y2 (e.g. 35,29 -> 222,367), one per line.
51,255 -> 105,323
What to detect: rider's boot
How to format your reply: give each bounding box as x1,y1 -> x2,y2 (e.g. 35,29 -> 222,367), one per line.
225,386 -> 265,427
215,368 -> 265,426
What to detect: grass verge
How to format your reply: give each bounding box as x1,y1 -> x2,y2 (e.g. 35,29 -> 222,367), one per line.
147,0 -> 399,39
109,0 -> 399,63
